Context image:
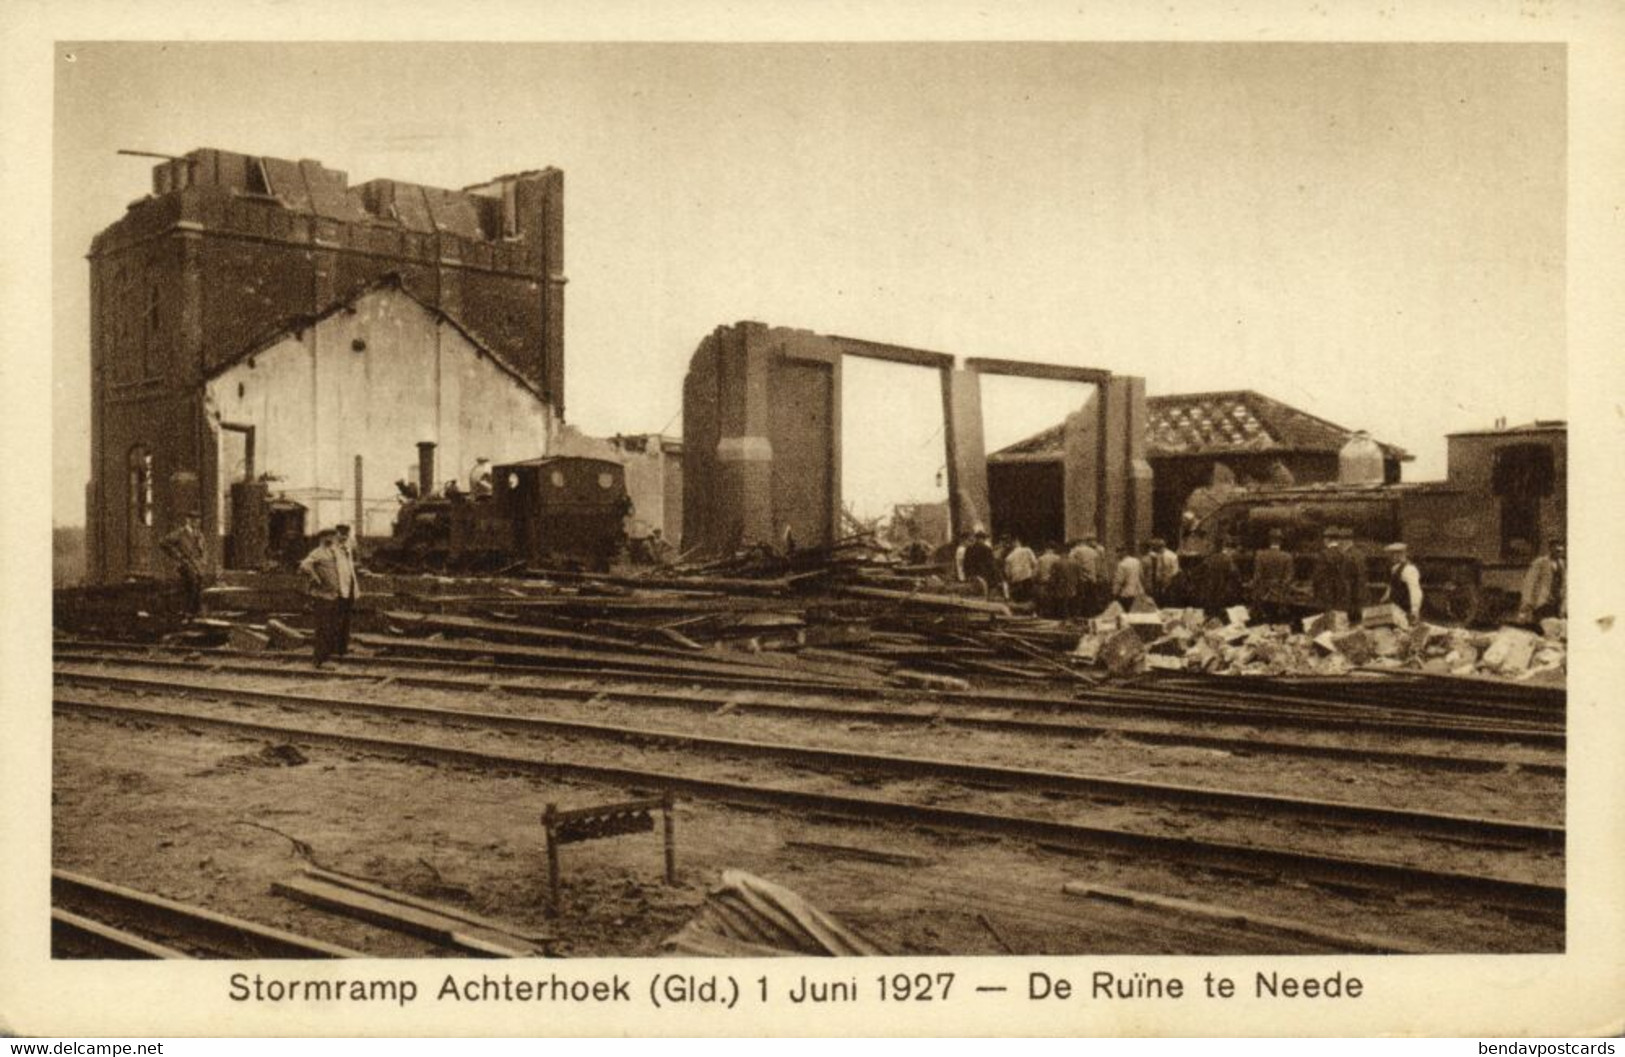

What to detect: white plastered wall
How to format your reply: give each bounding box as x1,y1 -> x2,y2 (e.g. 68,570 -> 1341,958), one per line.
206,287 -> 555,536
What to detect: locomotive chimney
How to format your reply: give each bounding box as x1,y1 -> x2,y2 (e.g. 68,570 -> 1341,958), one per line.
417,441 -> 437,496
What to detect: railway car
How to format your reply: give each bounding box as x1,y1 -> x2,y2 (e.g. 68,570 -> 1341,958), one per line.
375,455 -> 631,573
1178,421 -> 1565,624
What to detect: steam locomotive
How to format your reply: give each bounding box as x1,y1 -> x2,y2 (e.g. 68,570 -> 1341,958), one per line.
1178,423 -> 1565,624
372,455 -> 632,573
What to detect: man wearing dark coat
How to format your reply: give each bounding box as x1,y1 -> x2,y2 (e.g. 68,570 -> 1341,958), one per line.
1195,540 -> 1244,620
159,510 -> 207,619
1250,528 -> 1295,625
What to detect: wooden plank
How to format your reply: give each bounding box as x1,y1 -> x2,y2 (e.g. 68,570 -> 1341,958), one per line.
352,633 -> 871,689
272,876 -> 537,957
1060,881 -> 1428,954
836,585 -> 1013,616
301,867 -> 553,946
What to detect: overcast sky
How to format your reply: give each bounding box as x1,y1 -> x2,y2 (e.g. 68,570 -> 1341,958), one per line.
52,42 -> 1565,524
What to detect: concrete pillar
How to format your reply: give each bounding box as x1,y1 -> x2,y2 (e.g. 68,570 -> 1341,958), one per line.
708,324 -> 775,551
1124,374 -> 1154,548
1061,389 -> 1101,542
1101,376 -> 1131,557
1100,375 -> 1153,558
941,368 -> 990,537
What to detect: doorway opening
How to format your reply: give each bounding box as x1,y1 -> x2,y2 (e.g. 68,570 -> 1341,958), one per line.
980,374 -> 1097,550
839,355 -> 951,555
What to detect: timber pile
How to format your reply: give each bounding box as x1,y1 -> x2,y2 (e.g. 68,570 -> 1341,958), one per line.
60,542 -> 1565,689
1072,601 -> 1567,684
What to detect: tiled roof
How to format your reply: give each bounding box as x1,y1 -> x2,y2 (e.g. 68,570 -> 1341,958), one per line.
991,390 -> 1411,461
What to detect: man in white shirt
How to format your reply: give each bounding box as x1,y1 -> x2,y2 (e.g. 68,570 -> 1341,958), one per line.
1113,544 -> 1145,610
1380,542 -> 1423,623
1004,537 -> 1038,604
299,529 -> 361,667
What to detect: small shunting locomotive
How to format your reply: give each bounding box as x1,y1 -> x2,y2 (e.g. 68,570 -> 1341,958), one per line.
374,455 -> 631,573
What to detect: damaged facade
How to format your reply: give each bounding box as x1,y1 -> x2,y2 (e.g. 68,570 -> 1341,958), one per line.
86,148 -> 566,582
681,322 -> 1152,558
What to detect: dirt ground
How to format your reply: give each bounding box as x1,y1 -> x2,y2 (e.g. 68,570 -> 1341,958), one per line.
53,669 -> 1563,956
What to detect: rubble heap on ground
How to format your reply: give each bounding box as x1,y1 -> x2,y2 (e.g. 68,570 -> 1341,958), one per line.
1073,600 -> 1566,684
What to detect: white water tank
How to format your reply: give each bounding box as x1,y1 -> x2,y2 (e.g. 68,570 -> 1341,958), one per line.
1338,431 -> 1385,485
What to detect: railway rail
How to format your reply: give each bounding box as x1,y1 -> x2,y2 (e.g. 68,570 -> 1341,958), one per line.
54,639 -> 1565,748
54,652 -> 1563,776
53,667 -> 1562,848
55,692 -> 1566,918
51,869 -> 362,959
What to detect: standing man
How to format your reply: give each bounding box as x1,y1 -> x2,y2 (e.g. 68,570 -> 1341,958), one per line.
1311,527 -> 1351,621
1112,543 -> 1145,611
1194,539 -> 1243,621
1004,537 -> 1038,605
1035,543 -> 1063,617
954,532 -> 972,583
468,457 -> 494,496
160,510 -> 208,620
646,528 -> 675,567
962,530 -> 997,599
299,529 -> 359,667
332,524 -> 361,657
1380,541 -> 1424,625
1518,540 -> 1566,622
1069,536 -> 1102,618
1338,530 -> 1370,623
1250,528 -> 1295,625
1144,538 -> 1180,605
1054,542 -> 1082,620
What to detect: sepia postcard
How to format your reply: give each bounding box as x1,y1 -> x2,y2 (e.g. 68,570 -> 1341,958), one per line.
2,0 -> 1622,1039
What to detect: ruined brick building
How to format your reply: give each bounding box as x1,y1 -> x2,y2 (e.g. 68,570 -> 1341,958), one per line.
85,149 -> 565,582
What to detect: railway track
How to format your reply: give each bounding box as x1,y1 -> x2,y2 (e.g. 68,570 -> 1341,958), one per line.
54,652 -> 1564,776
53,667 -> 1562,848
51,869 -> 362,959
54,639 -> 1565,748
54,691 -> 1566,917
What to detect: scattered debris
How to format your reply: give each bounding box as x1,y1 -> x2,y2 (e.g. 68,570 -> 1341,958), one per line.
664,870 -> 887,957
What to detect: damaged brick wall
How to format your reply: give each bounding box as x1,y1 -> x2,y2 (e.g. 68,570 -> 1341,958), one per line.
86,149 -> 566,581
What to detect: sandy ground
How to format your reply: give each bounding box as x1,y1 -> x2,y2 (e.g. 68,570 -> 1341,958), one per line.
52,670 -> 1563,956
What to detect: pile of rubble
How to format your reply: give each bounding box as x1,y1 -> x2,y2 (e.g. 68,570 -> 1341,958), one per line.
1074,599 -> 1567,684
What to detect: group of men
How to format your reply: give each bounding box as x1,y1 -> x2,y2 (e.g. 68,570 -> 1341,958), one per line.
950,523 -> 1442,627
954,532 -> 1186,620
161,513 -> 362,665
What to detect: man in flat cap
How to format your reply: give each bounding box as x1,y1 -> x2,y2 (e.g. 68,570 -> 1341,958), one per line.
159,510 -> 208,620
1250,527 -> 1295,626
1380,541 -> 1424,624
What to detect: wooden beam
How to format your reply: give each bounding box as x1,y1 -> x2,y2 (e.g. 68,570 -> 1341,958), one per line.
836,584 -> 1012,616
301,867 -> 553,946
272,876 -> 538,957
964,357 -> 1112,385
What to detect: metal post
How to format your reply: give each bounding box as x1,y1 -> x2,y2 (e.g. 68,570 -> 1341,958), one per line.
353,455 -> 364,535
542,803 -> 560,915
661,792 -> 677,885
